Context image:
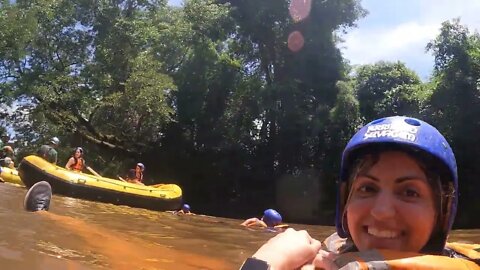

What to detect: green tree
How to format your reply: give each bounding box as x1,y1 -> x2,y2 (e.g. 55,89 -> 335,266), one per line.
354,61 -> 424,121
220,0 -> 366,173
319,80 -> 362,219
0,1 -> 175,167
426,19 -> 480,227
1,0 -> 370,221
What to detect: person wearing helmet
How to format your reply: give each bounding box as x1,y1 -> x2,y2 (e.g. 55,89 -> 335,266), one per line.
0,132 -> 9,149
1,145 -> 15,168
37,137 -> 60,164
125,162 -> 146,185
172,203 -> 196,215
241,209 -> 287,230
0,133 -> 14,165
240,116 -> 480,270
65,147 -> 86,172
180,203 -> 191,213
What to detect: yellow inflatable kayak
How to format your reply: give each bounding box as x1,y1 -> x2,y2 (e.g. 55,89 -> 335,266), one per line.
18,155 -> 182,211
0,166 -> 24,186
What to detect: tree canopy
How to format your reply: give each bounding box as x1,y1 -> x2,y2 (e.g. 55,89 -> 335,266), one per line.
1,2 -> 479,227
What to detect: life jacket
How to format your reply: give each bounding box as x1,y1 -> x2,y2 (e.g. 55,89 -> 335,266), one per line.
71,157 -> 85,172
323,232 -> 480,269
135,170 -> 143,182
126,169 -> 143,184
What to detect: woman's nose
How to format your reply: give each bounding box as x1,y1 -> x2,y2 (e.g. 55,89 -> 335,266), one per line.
370,191 -> 396,220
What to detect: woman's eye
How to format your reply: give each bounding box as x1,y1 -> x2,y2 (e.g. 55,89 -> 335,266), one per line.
403,188 -> 420,198
357,184 -> 376,194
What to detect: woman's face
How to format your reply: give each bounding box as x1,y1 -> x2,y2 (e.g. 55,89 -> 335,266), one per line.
346,151 -> 436,252
74,150 -> 82,158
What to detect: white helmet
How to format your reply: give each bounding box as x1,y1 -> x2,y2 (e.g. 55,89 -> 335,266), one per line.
50,137 -> 60,145
3,157 -> 12,166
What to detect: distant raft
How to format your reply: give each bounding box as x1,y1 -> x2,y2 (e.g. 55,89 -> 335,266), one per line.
0,166 -> 24,186
18,155 -> 182,211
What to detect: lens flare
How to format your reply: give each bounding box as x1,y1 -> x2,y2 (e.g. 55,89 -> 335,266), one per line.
289,0 -> 312,22
288,31 -> 305,52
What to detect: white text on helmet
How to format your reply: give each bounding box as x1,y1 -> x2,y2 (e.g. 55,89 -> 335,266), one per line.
364,123 -> 418,142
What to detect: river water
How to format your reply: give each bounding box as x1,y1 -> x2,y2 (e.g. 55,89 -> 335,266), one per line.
1,183 -> 479,270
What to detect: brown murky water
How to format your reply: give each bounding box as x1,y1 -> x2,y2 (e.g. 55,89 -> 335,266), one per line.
1,183 -> 479,270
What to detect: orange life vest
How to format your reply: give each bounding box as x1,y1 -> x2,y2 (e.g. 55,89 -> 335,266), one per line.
135,171 -> 143,182
71,157 -> 85,172
323,233 -> 480,269
331,247 -> 480,269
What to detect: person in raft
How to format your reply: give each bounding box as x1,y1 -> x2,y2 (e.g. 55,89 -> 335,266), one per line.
37,136 -> 60,164
1,146 -> 15,168
0,132 -> 9,149
241,209 -> 287,230
238,116 -> 480,270
125,163 -> 145,185
65,147 -> 86,172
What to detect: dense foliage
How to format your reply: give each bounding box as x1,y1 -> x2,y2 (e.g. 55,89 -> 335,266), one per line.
1,1 -> 479,227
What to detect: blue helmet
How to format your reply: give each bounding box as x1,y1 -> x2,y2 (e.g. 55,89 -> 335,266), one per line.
182,204 -> 191,212
263,209 -> 282,227
336,116 -> 457,250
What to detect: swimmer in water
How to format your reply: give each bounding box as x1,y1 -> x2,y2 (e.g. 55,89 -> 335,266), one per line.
241,209 -> 288,230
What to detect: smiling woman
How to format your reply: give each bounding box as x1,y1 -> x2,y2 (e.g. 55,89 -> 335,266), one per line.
239,116 -> 480,270
335,116 -> 457,255
345,151 -> 437,252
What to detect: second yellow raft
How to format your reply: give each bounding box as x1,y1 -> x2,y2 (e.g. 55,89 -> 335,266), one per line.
0,166 -> 24,186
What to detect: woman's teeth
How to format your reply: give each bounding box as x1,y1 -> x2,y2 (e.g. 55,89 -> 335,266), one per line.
368,227 -> 400,238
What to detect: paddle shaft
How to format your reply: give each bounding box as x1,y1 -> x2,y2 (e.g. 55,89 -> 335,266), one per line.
86,166 -> 102,177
